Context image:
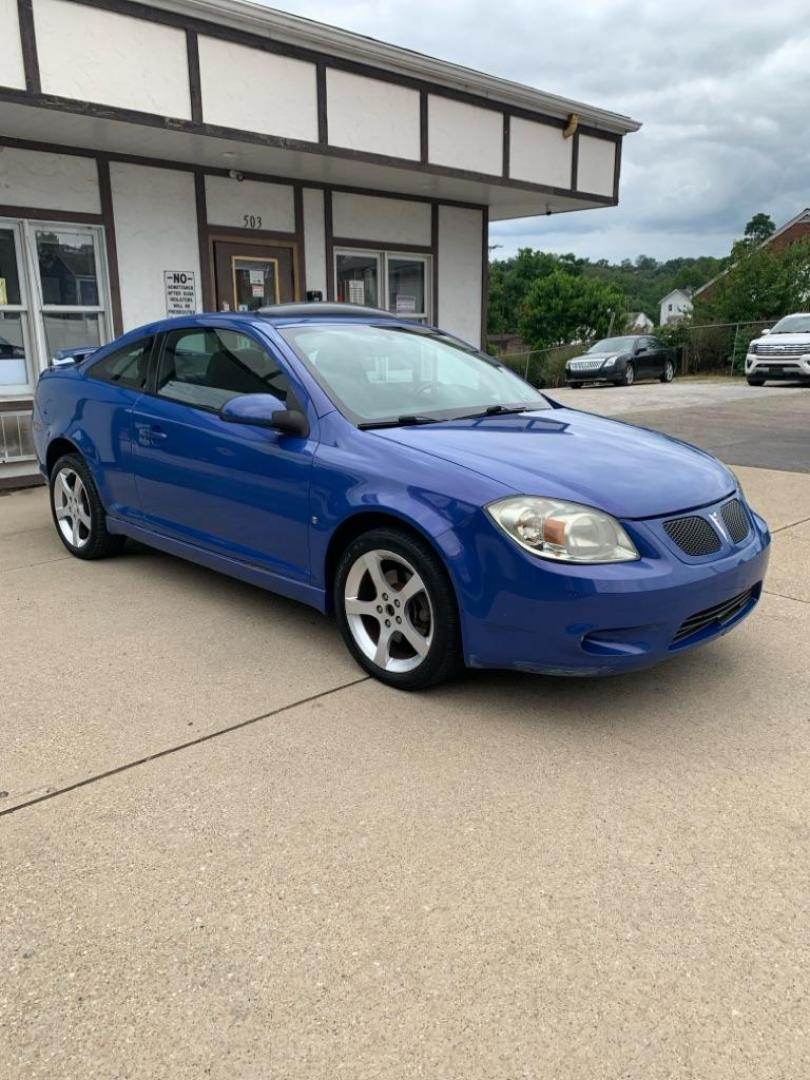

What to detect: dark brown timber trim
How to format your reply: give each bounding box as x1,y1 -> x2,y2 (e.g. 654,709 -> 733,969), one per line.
502,113 -> 510,179
331,237 -> 432,254
293,183 -> 306,298
324,189 -> 334,301
316,60 -> 328,145
420,91 -> 429,164
612,135 -> 623,202
193,169 -> 214,310
186,30 -> 203,125
570,129 -> 579,191
17,0 -> 41,94
0,203 -> 101,224
96,156 -> 123,335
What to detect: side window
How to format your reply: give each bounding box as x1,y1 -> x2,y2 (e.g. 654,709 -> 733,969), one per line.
88,337 -> 153,389
156,327 -> 290,410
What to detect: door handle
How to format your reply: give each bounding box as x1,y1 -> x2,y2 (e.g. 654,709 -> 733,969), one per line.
135,422 -> 168,445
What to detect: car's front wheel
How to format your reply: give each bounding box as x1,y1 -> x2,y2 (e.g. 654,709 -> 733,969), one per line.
49,453 -> 125,559
618,362 -> 635,387
335,527 -> 461,690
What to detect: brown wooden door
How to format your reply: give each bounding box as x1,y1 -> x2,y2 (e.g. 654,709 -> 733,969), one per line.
213,240 -> 296,312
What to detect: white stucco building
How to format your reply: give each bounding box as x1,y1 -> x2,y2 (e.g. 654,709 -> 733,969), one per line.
0,0 -> 639,483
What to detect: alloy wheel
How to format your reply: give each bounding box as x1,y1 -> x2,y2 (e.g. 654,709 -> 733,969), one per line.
663,360 -> 674,382
53,467 -> 92,549
343,548 -> 434,673
624,363 -> 635,386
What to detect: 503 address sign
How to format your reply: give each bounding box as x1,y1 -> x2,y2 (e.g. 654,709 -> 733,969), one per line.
243,214 -> 263,229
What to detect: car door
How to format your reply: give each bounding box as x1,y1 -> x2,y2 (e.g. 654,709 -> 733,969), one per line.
78,334 -> 156,519
131,323 -> 314,583
647,336 -> 667,376
633,337 -> 655,378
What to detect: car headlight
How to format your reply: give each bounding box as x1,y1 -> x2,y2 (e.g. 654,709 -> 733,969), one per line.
749,343 -> 758,355
602,354 -> 618,367
486,496 -> 639,563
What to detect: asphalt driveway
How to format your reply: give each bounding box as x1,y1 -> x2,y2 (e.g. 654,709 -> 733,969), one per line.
2,382 -> 810,1079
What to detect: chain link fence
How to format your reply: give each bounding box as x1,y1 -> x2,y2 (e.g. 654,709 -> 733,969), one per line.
490,319 -> 776,386
675,319 -> 773,376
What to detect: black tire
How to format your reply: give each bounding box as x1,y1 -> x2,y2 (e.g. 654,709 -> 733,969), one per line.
49,452 -> 125,560
660,359 -> 675,383
621,362 -> 635,387
746,377 -> 765,386
334,527 -> 462,690
568,382 -> 583,389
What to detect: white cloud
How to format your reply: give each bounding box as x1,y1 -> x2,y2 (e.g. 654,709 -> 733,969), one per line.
272,0 -> 810,261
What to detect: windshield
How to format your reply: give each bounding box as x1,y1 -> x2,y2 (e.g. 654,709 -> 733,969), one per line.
770,315 -> 810,334
587,337 -> 637,353
279,323 -> 549,424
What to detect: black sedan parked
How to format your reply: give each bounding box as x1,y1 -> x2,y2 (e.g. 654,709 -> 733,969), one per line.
565,335 -> 677,388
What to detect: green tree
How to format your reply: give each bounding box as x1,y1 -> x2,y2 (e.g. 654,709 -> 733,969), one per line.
743,212 -> 775,247
518,271 -> 626,349
697,238 -> 810,324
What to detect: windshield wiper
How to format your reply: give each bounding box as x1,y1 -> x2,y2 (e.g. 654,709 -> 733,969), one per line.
357,414 -> 440,430
455,404 -> 533,420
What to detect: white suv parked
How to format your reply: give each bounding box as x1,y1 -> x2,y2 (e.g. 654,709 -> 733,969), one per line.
746,313 -> 810,386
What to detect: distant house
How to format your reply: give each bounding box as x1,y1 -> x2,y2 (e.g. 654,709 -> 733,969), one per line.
693,208 -> 810,304
659,289 -> 693,326
626,311 -> 654,333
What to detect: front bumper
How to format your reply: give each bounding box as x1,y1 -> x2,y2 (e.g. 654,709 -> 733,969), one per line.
455,498 -> 771,676
746,353 -> 810,381
566,364 -> 618,384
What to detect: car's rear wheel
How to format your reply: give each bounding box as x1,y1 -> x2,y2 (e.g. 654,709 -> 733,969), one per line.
660,359 -> 675,383
619,362 -> 635,387
746,377 -> 765,386
335,527 -> 461,690
49,453 -> 125,559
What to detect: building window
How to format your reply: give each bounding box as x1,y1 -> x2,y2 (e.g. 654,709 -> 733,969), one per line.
0,218 -> 111,397
335,249 -> 431,321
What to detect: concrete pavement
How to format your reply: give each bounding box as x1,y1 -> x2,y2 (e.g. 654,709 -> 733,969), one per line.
2,405 -> 810,1077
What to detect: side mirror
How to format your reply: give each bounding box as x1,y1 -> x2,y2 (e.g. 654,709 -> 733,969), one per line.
760,328 -> 771,335
220,393 -> 309,437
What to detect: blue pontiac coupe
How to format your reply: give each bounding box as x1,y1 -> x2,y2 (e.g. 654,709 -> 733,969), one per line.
33,304 -> 770,690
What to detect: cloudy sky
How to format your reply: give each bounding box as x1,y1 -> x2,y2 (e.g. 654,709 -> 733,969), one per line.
272,0 -> 810,263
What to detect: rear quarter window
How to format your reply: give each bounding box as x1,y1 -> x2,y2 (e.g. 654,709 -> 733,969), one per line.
88,337 -> 153,389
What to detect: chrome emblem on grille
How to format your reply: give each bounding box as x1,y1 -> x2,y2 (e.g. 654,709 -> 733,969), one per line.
709,510 -> 728,541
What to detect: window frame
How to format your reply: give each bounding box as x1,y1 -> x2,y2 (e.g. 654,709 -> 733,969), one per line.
87,334 -> 156,391
150,323 -> 293,415
0,216 -> 112,398
0,219 -> 37,397
333,247 -> 432,322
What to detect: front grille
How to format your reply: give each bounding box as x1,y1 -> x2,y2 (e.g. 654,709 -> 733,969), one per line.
569,359 -> 604,371
721,498 -> 750,543
757,343 -> 809,356
663,515 -> 721,556
672,587 -> 757,646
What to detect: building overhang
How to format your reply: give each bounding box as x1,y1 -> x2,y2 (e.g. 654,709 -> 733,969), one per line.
1,0 -> 640,222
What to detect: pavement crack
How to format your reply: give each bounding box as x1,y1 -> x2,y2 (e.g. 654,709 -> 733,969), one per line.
763,587 -> 809,605
773,515 -> 810,534
0,675 -> 370,819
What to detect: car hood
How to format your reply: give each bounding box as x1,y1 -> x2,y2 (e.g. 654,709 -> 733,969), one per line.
568,352 -> 623,363
754,333 -> 810,347
372,408 -> 735,519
